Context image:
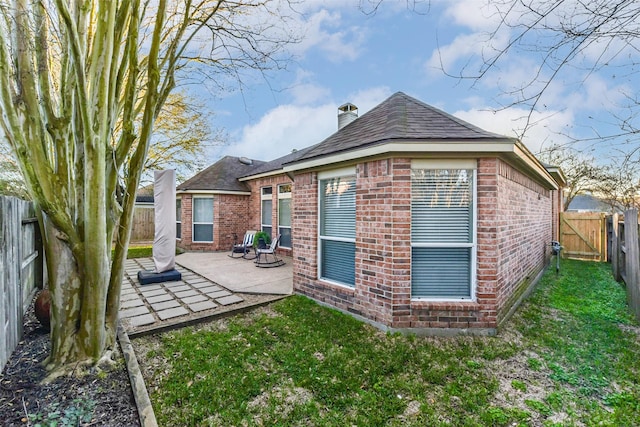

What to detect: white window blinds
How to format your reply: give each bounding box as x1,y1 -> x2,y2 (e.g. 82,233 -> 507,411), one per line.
411,168 -> 475,299
320,177 -> 356,239
319,176 -> 356,287
411,169 -> 473,244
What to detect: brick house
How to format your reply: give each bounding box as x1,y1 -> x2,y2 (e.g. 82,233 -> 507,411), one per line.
177,92 -> 565,334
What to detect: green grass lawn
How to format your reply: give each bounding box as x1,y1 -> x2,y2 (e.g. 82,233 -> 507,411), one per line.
124,245 -> 153,259
136,260 -> 640,426
112,244 -> 182,259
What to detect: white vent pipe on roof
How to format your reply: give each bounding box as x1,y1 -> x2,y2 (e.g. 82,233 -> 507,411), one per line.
338,103 -> 358,130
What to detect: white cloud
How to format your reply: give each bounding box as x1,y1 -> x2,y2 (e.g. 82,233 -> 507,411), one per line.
453,106 -> 574,154
290,9 -> 366,63
287,69 -> 332,105
425,32 -> 501,76
425,0 -> 510,77
222,86 -> 392,161
441,0 -> 503,31
341,86 -> 392,114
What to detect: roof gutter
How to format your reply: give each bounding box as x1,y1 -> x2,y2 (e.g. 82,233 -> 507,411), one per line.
282,139 -> 517,173
238,169 -> 284,182
282,138 -> 560,190
176,189 -> 252,196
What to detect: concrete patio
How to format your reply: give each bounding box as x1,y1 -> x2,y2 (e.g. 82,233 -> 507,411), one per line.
175,251 -> 293,295
118,252 -> 293,337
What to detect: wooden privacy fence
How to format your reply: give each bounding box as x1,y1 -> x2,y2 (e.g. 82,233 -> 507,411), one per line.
0,196 -> 44,371
560,212 -> 607,262
611,209 -> 640,322
130,206 -> 155,242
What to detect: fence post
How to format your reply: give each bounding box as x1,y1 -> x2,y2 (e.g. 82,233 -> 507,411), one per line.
612,213 -> 620,281
624,209 -> 640,321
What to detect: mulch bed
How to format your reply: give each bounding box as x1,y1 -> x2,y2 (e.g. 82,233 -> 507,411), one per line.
0,302 -> 140,426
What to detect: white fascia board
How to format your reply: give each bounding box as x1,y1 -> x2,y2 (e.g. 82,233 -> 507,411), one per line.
238,170 -> 284,182
176,189 -> 252,196
545,165 -> 567,187
512,143 -> 559,190
282,139 -> 515,173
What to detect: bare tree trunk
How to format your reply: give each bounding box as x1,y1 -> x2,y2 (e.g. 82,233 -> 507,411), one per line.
41,216 -> 112,378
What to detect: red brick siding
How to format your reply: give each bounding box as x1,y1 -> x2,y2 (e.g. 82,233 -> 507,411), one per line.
214,194 -> 252,251
177,175 -> 295,255
293,156 -> 554,332
494,159 -> 552,323
293,171 -> 357,310
176,193 -> 250,252
551,188 -> 563,241
353,159 -> 399,325
178,194 -> 193,246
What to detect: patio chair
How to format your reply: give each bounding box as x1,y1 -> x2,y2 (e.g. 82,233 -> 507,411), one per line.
229,230 -> 257,259
255,234 -> 285,268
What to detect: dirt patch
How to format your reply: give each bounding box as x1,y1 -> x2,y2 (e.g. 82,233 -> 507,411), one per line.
619,323 -> 640,341
246,379 -> 314,424
487,351 -> 581,425
0,303 -> 140,426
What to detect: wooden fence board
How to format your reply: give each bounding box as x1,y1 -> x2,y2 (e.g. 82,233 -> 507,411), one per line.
130,206 -> 155,242
611,213 -> 620,281
623,209 -> 640,321
560,212 -> 607,262
0,196 -> 43,371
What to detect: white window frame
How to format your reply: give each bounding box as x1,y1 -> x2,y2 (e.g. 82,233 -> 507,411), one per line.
176,197 -> 182,240
192,196 -> 214,243
410,159 -> 477,301
318,167 -> 356,288
278,184 -> 292,249
261,186 -> 273,237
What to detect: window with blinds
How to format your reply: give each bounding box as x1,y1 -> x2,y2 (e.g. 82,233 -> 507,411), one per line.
176,198 -> 182,239
261,187 -> 273,238
319,176 -> 356,287
193,197 -> 213,242
411,168 -> 475,299
278,184 -> 292,248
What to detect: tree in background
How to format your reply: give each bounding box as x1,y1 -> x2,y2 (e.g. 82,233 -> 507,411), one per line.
454,1 -> 640,140
0,90 -> 223,195
441,1 -> 640,210
143,91 -> 226,185
537,145 -> 607,211
596,155 -> 640,211
0,145 -> 28,198
0,0 -> 295,377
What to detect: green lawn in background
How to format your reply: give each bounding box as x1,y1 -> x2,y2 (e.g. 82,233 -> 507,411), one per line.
138,260 -> 640,426
111,244 -> 182,259
125,245 -> 153,259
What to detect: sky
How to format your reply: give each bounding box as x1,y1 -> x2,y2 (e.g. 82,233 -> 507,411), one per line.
181,0 -> 638,167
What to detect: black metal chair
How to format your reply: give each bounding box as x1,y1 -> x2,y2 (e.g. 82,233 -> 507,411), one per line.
229,230 -> 257,259
255,234 -> 285,267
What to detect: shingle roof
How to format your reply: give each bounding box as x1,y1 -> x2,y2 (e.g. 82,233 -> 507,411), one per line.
289,92 -> 513,164
567,194 -> 617,213
177,156 -> 266,192
239,144 -> 319,178
136,184 -> 154,203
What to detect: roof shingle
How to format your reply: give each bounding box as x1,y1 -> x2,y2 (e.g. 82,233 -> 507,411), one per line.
289,92 -> 513,164
177,156 -> 266,192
